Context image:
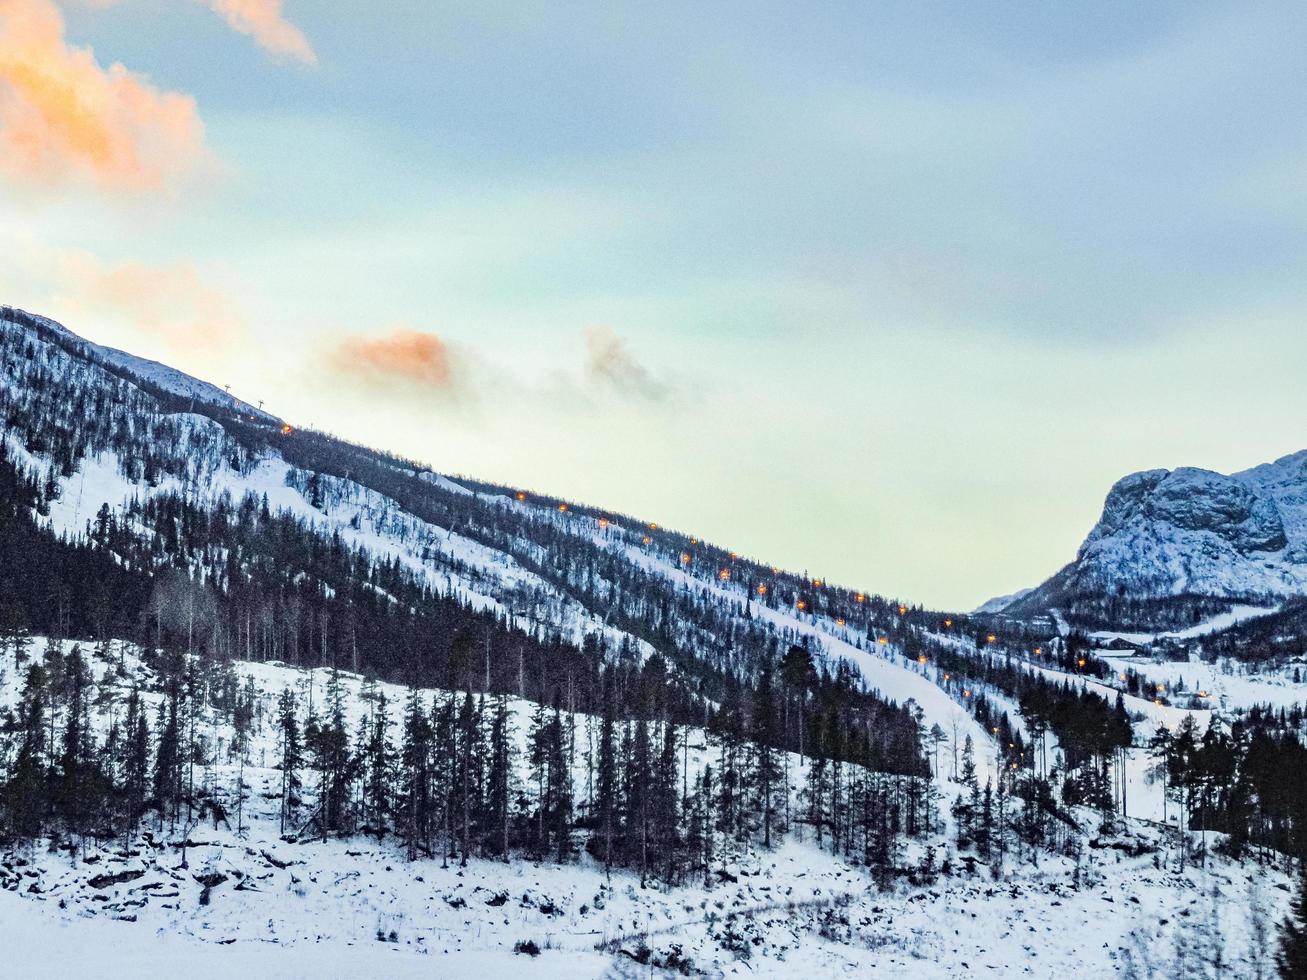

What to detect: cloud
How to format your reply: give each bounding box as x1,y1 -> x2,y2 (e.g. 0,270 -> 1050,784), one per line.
584,325 -> 666,401
72,0 -> 316,64
56,249 -> 243,350
202,0 -> 316,65
0,0 -> 206,189
50,248 -> 245,350
329,328 -> 463,394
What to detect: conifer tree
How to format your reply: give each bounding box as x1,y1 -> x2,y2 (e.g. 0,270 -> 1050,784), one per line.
595,678 -> 618,870
751,666 -> 780,848
486,693 -> 512,859
4,662 -> 49,836
398,688 -> 432,860
1279,860 -> 1307,979
277,688 -> 302,835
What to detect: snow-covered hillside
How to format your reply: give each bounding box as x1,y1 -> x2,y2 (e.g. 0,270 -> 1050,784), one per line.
0,640 -> 1291,979
4,307 -> 279,424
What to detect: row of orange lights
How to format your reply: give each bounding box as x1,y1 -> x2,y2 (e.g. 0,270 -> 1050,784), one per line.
529,495 -> 969,645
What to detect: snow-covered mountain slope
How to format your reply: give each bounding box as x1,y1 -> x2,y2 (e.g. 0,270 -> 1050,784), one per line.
973,588 -> 1034,616
3,307 -> 279,424
0,305 -> 985,744
1001,450 -> 1307,629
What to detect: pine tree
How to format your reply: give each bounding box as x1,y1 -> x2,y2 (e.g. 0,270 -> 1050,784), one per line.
656,719 -> 681,880
277,688 -> 302,835
3,662 -> 49,836
122,685 -> 150,834
548,698 -> 572,864
961,734 -> 977,789
806,707 -> 828,848
595,678 -> 618,870
486,693 -> 512,859
398,688 -> 433,861
306,669 -> 354,836
154,676 -> 182,831
751,666 -> 780,848
361,691 -> 392,838
1279,861 -> 1307,979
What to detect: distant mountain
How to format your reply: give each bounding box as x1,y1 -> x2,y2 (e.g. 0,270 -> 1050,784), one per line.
999,451 -> 1307,631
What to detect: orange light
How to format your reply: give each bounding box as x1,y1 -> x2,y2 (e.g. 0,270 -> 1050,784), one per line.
856,593 -> 866,603
558,504 -> 568,513
877,637 -> 888,646
1199,690 -> 1209,698
1155,699 -> 1163,707
1119,672 -> 1127,681
835,617 -> 845,626
796,599 -> 807,610
280,424 -> 293,435
1077,658 -> 1086,668
943,673 -> 951,681
943,618 -> 952,627
1034,647 -> 1042,656
598,517 -> 609,528
917,655 -> 927,665
813,578 -> 823,587
963,690 -> 971,698
642,535 -> 652,545
987,634 -> 997,644
757,584 -> 768,595
898,605 -> 907,616
681,552 -> 691,564
690,537 -> 698,544
649,522 -> 658,530
718,569 -> 730,581
729,551 -> 738,560
515,492 -> 527,502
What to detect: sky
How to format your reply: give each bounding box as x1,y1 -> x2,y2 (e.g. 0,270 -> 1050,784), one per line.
3,0 -> 1307,611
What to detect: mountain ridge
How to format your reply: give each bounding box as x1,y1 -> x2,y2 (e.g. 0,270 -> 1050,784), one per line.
993,448 -> 1307,631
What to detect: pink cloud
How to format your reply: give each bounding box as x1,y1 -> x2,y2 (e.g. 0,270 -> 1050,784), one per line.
71,0 -> 316,64
203,0 -> 316,65
53,249 -> 244,350
330,329 -> 459,391
0,0 -> 206,189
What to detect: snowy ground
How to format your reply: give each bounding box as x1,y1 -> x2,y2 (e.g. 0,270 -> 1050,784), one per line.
0,641 -> 1295,978
1088,605 -> 1284,648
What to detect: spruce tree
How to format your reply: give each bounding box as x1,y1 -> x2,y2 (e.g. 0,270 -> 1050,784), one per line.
751,666 -> 779,848
595,678 -> 618,870
1279,861 -> 1307,979
398,688 -> 432,860
277,688 -> 302,835
486,693 -> 512,859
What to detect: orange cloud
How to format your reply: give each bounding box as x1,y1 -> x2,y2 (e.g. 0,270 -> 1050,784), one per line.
53,249 -> 244,350
71,0 -> 315,63
331,329 -> 459,391
203,0 -> 316,65
585,325 -> 666,400
0,0 -> 205,189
